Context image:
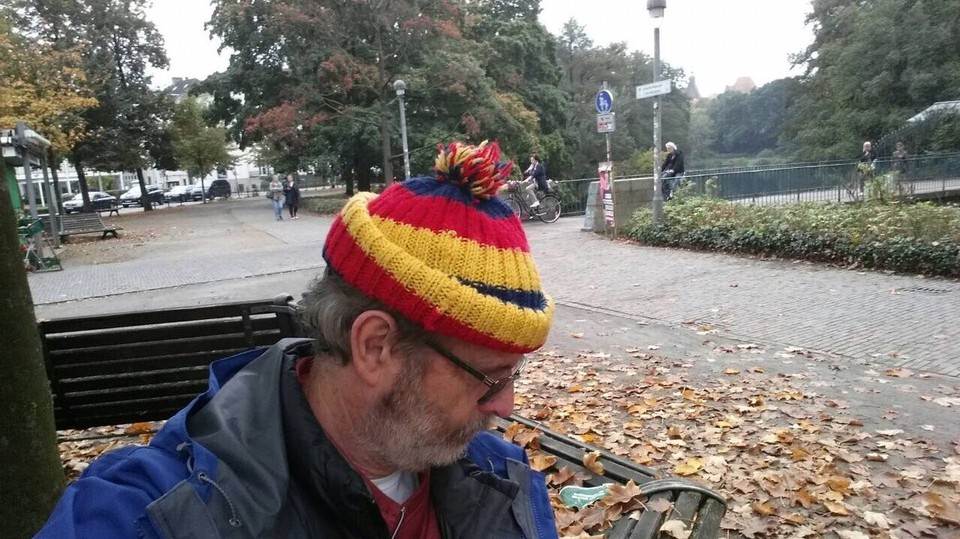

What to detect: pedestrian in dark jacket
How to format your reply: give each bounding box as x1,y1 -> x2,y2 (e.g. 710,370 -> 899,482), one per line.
37,140 -> 558,539
660,141 -> 685,200
283,174 -> 301,219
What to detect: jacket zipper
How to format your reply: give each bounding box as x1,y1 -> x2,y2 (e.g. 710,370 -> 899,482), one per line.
390,507 -> 406,539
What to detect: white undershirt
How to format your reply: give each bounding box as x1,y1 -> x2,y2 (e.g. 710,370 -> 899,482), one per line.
370,470 -> 418,504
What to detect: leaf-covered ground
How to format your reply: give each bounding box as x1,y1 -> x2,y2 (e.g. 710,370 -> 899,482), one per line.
511,343 -> 960,538
57,342 -> 960,538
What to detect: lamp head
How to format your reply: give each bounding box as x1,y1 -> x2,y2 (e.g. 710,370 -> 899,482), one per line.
647,0 -> 666,18
393,79 -> 406,96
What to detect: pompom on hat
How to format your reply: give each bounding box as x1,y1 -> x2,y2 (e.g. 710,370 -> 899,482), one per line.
322,140 -> 553,354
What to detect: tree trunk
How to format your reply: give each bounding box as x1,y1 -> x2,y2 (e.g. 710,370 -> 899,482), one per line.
0,160 -> 66,538
48,148 -> 64,212
136,167 -> 152,211
73,160 -> 91,213
380,96 -> 395,185
374,23 -> 394,185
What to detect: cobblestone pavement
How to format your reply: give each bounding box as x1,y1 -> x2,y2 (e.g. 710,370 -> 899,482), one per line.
525,218 -> 960,376
29,199 -> 960,376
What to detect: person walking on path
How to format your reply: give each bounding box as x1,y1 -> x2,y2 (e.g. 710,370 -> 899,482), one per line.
268,174 -> 284,220
660,142 -> 685,200
36,140 -> 558,539
283,174 -> 301,220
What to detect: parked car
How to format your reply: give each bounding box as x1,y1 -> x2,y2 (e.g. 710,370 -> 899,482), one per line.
191,179 -> 231,201
120,185 -> 165,207
62,191 -> 117,214
164,185 -> 192,203
207,179 -> 231,200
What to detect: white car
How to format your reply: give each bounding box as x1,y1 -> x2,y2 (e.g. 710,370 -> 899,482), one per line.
62,191 -> 117,214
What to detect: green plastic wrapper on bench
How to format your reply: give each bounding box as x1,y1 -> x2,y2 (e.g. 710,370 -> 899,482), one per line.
559,484 -> 611,509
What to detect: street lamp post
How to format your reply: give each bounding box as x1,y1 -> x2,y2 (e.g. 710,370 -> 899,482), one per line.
393,79 -> 411,181
648,0 -> 666,225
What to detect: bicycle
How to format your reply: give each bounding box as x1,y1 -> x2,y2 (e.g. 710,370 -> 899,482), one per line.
503,181 -> 562,223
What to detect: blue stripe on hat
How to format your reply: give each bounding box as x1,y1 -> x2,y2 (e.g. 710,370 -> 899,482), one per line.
402,177 -> 515,220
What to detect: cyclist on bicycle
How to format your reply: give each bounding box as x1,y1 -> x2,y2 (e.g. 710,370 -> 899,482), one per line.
661,142 -> 685,200
520,155 -> 549,210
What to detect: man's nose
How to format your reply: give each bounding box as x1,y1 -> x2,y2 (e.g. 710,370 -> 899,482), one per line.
478,384 -> 515,418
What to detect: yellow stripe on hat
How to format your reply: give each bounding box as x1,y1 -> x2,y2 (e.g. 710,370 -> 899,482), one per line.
369,216 -> 542,292
339,194 -> 553,350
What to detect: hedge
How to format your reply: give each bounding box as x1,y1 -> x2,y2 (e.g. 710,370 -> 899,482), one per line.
625,197 -> 960,277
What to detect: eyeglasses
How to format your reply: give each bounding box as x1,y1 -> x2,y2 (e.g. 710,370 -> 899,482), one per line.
426,340 -> 527,405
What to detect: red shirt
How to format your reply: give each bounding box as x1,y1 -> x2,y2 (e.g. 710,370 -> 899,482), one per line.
365,472 -> 441,539
296,357 -> 442,538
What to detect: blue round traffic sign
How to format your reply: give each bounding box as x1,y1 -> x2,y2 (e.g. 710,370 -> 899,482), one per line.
595,90 -> 613,113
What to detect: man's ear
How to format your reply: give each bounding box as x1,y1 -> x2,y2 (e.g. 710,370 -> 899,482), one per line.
349,311 -> 399,387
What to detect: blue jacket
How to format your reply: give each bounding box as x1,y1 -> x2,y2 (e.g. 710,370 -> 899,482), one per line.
37,339 -> 558,538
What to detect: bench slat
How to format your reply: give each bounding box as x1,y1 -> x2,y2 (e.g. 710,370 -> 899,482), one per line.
57,366 -> 209,392
39,300 -> 280,334
44,317 -> 281,351
48,332 -> 281,366
61,380 -> 209,407
54,350 -> 250,379
690,498 -> 725,539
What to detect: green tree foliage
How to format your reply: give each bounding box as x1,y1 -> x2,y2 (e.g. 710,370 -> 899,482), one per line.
707,78 -> 800,155
13,0 -> 171,211
789,0 -> 960,159
170,97 -> 234,185
556,19 -> 690,178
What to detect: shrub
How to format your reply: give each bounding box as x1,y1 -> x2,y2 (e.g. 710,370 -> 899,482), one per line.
625,197 -> 960,277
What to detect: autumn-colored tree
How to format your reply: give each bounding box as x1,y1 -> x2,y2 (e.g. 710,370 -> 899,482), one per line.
0,14 -> 97,208
13,0 -> 170,211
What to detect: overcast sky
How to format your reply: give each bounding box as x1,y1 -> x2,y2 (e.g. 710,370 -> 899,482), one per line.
147,0 -> 814,98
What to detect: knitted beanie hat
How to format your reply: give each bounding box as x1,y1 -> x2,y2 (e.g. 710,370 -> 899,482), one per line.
322,141 -> 553,354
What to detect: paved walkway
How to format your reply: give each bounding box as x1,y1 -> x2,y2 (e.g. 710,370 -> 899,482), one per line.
29,197 -> 960,376
526,219 -> 960,376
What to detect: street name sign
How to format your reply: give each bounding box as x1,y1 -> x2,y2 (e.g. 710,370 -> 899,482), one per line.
635,79 -> 671,99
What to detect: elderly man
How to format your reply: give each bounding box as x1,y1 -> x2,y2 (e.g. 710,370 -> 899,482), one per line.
660,141 -> 685,201
38,141 -> 557,538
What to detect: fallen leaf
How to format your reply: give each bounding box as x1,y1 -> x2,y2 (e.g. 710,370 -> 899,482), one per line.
823,501 -> 850,516
646,498 -> 674,514
837,531 -> 869,539
673,458 -> 703,476
863,510 -> 890,529
659,519 -> 691,539
753,501 -> 777,516
582,451 -> 604,475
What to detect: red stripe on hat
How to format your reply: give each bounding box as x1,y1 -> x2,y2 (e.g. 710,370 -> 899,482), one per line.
324,219 -> 534,354
368,184 -> 531,252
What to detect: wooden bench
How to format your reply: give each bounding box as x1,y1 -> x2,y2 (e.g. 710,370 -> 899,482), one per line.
38,296 -> 726,535
95,203 -> 121,217
38,295 -> 303,429
494,415 -> 726,538
41,213 -> 118,241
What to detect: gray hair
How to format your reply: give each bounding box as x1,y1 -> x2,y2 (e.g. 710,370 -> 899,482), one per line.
299,267 -> 430,365
665,142 -> 677,151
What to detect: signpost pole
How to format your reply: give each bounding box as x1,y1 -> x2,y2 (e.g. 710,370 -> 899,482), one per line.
601,82 -> 616,237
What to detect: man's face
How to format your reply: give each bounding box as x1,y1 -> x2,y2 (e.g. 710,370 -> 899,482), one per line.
358,340 -> 520,471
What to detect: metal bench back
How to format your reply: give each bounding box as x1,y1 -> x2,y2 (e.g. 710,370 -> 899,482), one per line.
39,295 -> 302,429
